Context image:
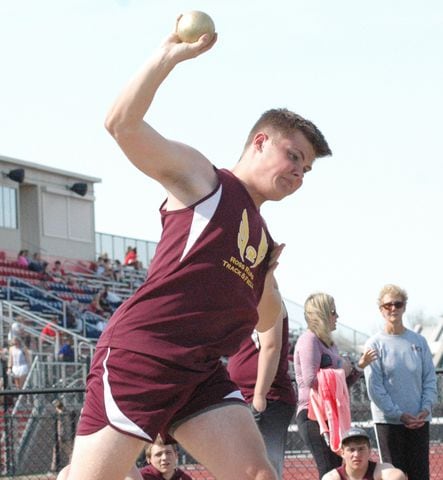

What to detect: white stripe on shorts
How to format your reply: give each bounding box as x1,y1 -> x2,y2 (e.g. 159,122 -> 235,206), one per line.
224,390 -> 244,401
102,347 -> 152,441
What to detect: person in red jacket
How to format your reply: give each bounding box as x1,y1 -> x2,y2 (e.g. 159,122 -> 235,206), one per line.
124,247 -> 141,269
139,437 -> 192,480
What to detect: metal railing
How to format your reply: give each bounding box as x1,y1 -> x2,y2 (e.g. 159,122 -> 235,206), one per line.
0,375 -> 442,479
0,301 -> 95,366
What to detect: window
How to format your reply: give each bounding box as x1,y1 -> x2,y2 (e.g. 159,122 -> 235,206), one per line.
0,185 -> 18,229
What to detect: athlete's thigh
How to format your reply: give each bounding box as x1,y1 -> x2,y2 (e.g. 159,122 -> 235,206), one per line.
67,426 -> 145,480
172,403 -> 277,480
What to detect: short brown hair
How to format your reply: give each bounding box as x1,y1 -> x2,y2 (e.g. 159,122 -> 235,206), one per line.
244,108 -> 332,158
145,435 -> 177,459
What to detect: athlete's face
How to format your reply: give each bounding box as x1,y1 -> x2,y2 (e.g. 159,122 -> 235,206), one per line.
148,444 -> 178,477
341,440 -> 371,474
256,130 -> 316,202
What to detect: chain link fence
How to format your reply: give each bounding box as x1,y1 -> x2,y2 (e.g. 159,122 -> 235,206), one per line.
1,374 -> 442,479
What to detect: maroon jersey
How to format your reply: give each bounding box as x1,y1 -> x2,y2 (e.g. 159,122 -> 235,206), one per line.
99,168 -> 273,370
139,464 -> 192,480
336,460 -> 376,480
227,314 -> 297,405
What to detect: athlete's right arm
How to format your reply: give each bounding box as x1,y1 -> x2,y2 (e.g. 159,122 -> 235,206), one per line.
105,28 -> 218,208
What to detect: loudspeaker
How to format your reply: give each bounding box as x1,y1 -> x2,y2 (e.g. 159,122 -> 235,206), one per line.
69,182 -> 88,197
6,168 -> 25,184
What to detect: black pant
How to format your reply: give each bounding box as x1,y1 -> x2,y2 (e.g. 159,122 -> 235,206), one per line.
375,422 -> 430,480
253,400 -> 295,479
296,409 -> 342,479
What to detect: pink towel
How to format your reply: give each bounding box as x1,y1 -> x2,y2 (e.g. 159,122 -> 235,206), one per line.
308,368 -> 351,452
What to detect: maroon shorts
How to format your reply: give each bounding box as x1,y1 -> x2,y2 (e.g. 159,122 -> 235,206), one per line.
76,347 -> 245,441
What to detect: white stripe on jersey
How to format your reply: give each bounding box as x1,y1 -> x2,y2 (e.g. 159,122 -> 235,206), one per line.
179,184 -> 223,262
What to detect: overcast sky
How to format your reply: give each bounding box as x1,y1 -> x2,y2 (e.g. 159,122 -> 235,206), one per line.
1,0 -> 442,335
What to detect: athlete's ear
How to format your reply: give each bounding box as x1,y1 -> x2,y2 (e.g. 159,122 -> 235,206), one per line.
252,132 -> 268,152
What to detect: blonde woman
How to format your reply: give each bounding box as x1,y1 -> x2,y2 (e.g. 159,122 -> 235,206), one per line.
8,336 -> 31,389
294,293 -> 376,479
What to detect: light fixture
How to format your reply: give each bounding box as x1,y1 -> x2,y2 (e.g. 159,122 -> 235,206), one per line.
68,182 -> 88,197
2,168 -> 25,184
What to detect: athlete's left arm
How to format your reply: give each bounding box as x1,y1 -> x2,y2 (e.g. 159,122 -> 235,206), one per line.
252,311 -> 284,412
255,243 -> 284,332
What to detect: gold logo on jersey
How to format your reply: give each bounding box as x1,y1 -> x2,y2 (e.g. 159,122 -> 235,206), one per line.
237,209 -> 268,268
222,209 -> 268,289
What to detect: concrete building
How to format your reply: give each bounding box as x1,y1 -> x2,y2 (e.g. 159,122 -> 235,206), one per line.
0,154 -> 100,261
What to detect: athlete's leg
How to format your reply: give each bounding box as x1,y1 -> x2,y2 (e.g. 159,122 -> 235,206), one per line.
56,465 -> 69,480
65,426 -> 145,480
57,460 -> 142,480
172,403 -> 277,480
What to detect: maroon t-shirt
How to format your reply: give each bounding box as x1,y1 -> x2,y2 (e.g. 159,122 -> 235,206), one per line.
99,168 -> 273,370
139,464 -> 192,480
227,314 -> 297,405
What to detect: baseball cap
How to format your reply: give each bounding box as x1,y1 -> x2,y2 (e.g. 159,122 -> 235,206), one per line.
340,427 -> 370,446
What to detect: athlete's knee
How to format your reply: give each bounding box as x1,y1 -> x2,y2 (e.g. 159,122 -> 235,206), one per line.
244,463 -> 277,480
56,465 -> 70,480
387,469 -> 406,480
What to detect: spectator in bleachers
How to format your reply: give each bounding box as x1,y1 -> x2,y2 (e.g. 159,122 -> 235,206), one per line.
95,256 -> 106,276
58,337 -> 75,362
72,316 -> 84,336
102,257 -> 115,280
52,260 -> 66,281
124,246 -> 141,270
40,262 -> 54,284
65,301 -> 78,329
68,300 -> 85,335
7,318 -> 25,343
28,252 -> 45,273
17,249 -> 30,268
7,336 -> 31,389
41,317 -> 58,340
112,259 -> 124,282
8,316 -> 33,349
89,287 -> 113,316
95,317 -> 108,334
88,294 -> 105,316
66,274 -> 80,290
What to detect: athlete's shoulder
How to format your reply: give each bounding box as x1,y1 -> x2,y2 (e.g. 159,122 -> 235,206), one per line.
321,470 -> 340,480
